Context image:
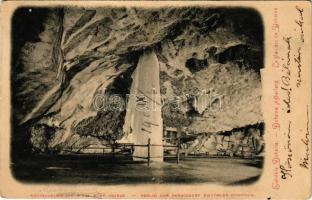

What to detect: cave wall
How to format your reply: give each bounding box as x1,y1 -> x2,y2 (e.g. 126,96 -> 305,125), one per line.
11,7 -> 264,153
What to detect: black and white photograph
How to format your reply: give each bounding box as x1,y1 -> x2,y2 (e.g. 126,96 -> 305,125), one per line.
10,6 -> 265,185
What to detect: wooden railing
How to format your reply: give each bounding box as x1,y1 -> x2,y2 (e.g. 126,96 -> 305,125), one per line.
63,138 -> 180,166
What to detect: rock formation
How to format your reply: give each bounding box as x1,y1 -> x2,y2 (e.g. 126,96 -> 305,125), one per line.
11,7 -> 264,153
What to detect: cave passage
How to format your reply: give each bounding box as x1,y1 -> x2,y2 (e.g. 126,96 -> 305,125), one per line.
185,58 -> 209,73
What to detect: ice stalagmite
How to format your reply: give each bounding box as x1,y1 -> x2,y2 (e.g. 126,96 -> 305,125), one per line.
123,50 -> 163,162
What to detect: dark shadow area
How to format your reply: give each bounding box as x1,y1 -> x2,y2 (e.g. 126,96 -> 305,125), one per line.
12,155 -> 263,185
228,175 -> 261,185
11,7 -> 50,72
185,57 -> 209,73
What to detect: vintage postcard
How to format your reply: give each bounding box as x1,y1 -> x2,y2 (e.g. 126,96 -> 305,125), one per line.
0,1 -> 311,199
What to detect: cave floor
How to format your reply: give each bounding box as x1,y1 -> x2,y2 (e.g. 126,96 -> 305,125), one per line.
11,154 -> 263,185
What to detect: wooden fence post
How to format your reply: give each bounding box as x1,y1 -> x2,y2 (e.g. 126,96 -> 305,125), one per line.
147,138 -> 151,167
112,142 -> 115,158
177,138 -> 180,164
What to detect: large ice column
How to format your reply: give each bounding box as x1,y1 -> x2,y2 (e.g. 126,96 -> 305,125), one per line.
123,50 -> 163,162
